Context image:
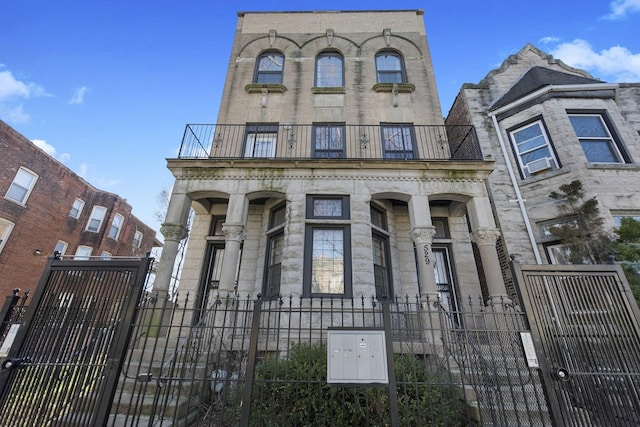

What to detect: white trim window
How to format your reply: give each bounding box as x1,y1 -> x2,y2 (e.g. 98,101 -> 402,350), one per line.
510,120 -> 559,178
244,125 -> 277,158
0,219 -> 15,254
5,167 -> 38,205
568,114 -> 625,163
54,241 -> 68,256
132,230 -> 143,248
74,245 -> 93,260
100,251 -> 112,260
108,213 -> 124,240
86,206 -> 107,232
69,198 -> 85,219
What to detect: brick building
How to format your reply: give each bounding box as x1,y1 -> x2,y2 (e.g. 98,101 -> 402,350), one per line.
154,10 -> 509,314
0,120 -> 160,297
446,44 -> 640,296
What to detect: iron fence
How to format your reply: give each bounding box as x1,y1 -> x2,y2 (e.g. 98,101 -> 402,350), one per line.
107,293 -> 549,426
177,124 -> 483,161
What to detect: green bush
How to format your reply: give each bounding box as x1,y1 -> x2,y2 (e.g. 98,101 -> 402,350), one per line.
249,342 -> 467,426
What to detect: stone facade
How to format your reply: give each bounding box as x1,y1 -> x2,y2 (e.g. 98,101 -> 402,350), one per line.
0,120 -> 160,297
446,44 -> 640,268
158,10 -> 509,313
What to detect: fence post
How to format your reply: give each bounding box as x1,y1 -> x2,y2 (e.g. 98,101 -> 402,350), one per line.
240,297 -> 262,425
382,302 -> 400,427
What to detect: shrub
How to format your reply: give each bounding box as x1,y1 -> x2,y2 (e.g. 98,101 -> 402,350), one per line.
249,342 -> 467,426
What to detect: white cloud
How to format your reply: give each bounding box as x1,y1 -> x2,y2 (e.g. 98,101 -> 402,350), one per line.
32,139 -> 56,156
539,36 -> 560,45
550,39 -> 640,81
604,0 -> 640,20
0,104 -> 30,124
0,70 -> 47,100
78,162 -> 89,179
69,86 -> 88,105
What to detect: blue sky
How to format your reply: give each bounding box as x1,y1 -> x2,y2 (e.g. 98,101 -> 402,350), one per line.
2,0 -> 640,236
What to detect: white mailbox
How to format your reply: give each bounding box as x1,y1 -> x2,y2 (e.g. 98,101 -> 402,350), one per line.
327,329 -> 388,384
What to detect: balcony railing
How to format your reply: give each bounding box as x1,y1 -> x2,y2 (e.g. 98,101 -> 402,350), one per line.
177,124 -> 482,161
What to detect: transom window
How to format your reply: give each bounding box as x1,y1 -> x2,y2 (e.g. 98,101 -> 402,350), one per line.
0,219 -> 15,254
568,114 -> 625,163
86,206 -> 107,232
245,124 -> 278,158
312,124 -> 345,158
375,51 -> 406,84
5,167 -> 38,205
108,213 -> 124,240
254,51 -> 284,84
315,52 -> 344,87
510,120 -> 559,178
304,196 -> 351,297
381,124 -> 416,159
69,198 -> 85,219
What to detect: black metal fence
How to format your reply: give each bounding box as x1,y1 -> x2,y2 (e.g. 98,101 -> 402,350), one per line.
107,293 -> 550,426
177,124 -> 483,161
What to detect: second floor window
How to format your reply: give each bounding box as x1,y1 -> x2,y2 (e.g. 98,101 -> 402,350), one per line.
254,51 -> 284,84
74,245 -> 93,260
69,198 -> 85,219
108,213 -> 124,240
568,114 -> 626,163
245,124 -> 278,158
375,51 -> 406,84
313,124 -> 345,158
0,219 -> 15,254
381,124 -> 416,159
510,120 -> 559,178
86,206 -> 107,232
315,52 -> 344,87
132,230 -> 143,248
54,240 -> 68,256
6,167 -> 37,205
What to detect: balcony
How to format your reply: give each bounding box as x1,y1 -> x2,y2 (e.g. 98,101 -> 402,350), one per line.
176,124 -> 483,161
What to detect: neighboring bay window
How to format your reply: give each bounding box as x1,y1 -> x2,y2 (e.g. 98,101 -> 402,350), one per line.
108,213 -> 124,240
86,206 -> 107,232
510,120 -> 559,178
568,113 -> 626,163
69,198 -> 85,219
304,196 -> 351,297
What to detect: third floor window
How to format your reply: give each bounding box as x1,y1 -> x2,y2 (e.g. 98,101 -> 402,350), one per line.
568,113 -> 626,164
315,52 -> 344,87
375,51 -> 406,84
86,206 -> 107,233
254,51 -> 284,84
6,167 -> 37,205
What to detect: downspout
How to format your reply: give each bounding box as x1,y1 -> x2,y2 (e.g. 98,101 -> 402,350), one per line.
489,113 -> 543,263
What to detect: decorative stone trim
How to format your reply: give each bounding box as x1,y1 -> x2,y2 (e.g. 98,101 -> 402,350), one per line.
222,223 -> 246,242
160,223 -> 189,242
311,86 -> 345,94
244,84 -> 287,94
372,83 -> 415,93
410,226 -> 436,245
470,228 -> 501,246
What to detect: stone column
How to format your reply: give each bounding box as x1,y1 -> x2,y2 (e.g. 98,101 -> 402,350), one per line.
219,194 -> 248,293
410,226 -> 438,299
471,227 -> 510,305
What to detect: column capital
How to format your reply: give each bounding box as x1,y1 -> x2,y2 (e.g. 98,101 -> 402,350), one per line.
471,227 -> 501,246
410,226 -> 437,245
222,223 -> 246,242
160,223 -> 189,242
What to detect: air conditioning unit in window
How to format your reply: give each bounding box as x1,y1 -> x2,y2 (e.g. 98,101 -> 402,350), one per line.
527,157 -> 552,174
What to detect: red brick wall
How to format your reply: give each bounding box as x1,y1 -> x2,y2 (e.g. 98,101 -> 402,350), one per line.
0,120 -> 157,297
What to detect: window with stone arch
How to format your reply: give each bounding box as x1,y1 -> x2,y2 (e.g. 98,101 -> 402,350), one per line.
254,51 -> 285,84
315,51 -> 344,87
375,50 -> 406,84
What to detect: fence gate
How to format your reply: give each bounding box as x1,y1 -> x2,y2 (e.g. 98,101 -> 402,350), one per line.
0,255 -> 152,426
513,263 -> 640,426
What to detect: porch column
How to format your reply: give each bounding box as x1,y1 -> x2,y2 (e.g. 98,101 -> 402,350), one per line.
219,194 -> 248,293
155,192 -> 191,297
410,227 -> 438,299
467,196 -> 510,304
408,195 -> 438,300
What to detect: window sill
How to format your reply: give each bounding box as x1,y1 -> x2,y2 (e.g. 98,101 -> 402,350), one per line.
372,83 -> 415,93
311,87 -> 345,94
244,83 -> 287,94
585,162 -> 640,171
520,167 -> 569,185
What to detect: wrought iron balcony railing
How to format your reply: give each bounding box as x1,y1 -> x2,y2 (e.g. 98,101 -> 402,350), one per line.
177,124 -> 482,161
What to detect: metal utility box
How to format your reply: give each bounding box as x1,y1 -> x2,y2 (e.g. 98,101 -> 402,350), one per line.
327,329 -> 388,384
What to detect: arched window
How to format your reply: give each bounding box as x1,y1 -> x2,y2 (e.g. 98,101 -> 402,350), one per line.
315,52 -> 344,87
375,51 -> 406,84
254,51 -> 284,84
